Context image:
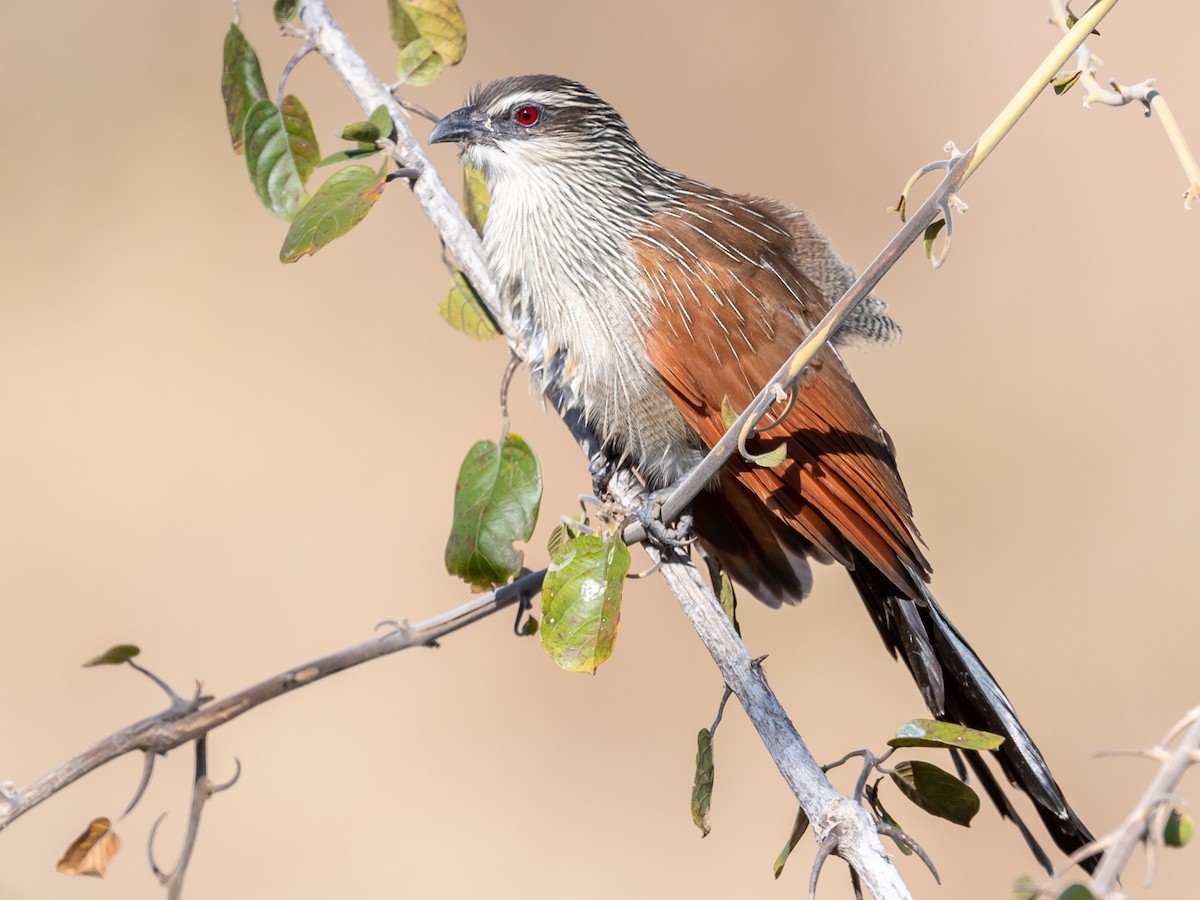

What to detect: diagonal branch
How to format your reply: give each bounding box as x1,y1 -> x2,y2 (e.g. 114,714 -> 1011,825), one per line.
660,0 -> 1118,525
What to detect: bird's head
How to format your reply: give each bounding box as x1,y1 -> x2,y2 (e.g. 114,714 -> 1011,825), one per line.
429,75 -> 658,188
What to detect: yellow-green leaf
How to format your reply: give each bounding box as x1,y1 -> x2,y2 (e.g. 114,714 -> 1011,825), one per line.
395,36 -> 444,86
922,219 -> 946,261
691,728 -> 714,836
221,24 -> 269,154
719,396 -> 738,429
750,442 -> 787,468
388,0 -> 467,66
444,435 -> 543,591
704,555 -> 739,636
244,95 -> 320,221
1058,886 -> 1098,900
83,644 -> 141,667
439,271 -> 500,339
279,162 -> 387,262
1053,70 -> 1083,95
1165,809 -> 1193,847
540,534 -> 629,672
888,718 -> 1005,752
772,806 -> 810,878
340,121 -> 382,143
463,165 -> 490,236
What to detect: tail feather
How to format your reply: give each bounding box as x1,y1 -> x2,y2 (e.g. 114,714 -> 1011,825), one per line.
692,481 -> 1098,872
848,556 -> 1099,872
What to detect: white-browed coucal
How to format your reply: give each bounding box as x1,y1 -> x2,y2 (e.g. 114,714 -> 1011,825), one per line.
430,74 -> 1095,870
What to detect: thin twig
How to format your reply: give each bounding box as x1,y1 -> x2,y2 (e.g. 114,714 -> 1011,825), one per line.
277,40 -> 315,102
0,568 -> 545,833
1048,0 -> 1200,208
148,738 -> 241,900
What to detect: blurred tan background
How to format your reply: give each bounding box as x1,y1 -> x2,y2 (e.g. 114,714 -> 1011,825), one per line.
2,2 -> 1198,897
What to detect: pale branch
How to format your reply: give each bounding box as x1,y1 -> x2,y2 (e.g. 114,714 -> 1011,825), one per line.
0,570 -> 544,833
653,551 -> 916,900
1049,0 -> 1200,209
1017,705 -> 1200,898
296,0 -> 510,341
600,467 -> 913,899
660,0 -> 1118,525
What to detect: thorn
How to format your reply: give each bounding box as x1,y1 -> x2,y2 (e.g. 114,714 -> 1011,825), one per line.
808,833 -> 838,900
122,751 -> 157,818
209,758 -> 242,795
877,821 -> 940,883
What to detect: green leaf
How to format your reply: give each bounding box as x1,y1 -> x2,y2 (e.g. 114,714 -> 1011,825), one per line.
83,644 -> 141,667
395,36 -> 444,86
1058,886 -> 1097,900
888,718 -> 1005,752
439,271 -> 500,339
244,95 -> 321,220
691,728 -> 714,837
463,165 -> 490,236
221,24 -> 269,154
889,759 -> 980,827
444,435 -> 543,591
1165,809 -> 1193,847
1053,70 -> 1083,95
388,0 -> 467,66
339,121 -> 382,143
279,162 -> 388,262
273,0 -> 299,23
864,781 -> 912,855
772,805 -> 810,878
540,534 -> 630,672
922,219 -> 946,261
316,148 -> 382,167
369,105 -> 395,142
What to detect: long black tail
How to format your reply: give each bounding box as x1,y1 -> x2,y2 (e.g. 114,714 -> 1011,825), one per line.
848,554 -> 1098,873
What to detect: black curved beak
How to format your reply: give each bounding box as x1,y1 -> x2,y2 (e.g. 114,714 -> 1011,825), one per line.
429,105 -> 488,144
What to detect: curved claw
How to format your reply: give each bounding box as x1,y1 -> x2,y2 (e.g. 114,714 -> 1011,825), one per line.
637,492 -> 694,550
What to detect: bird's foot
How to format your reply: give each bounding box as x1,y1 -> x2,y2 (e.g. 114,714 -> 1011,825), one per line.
636,490 -> 694,550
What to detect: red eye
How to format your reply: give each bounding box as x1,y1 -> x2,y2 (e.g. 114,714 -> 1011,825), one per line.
515,105 -> 540,126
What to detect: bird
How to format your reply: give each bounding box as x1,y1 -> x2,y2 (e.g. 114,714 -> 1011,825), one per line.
429,74 -> 1096,871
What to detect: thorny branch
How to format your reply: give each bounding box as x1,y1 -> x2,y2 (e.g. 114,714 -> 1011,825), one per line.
1020,706 -> 1200,898
0,569 -> 545,833
147,738 -> 241,900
